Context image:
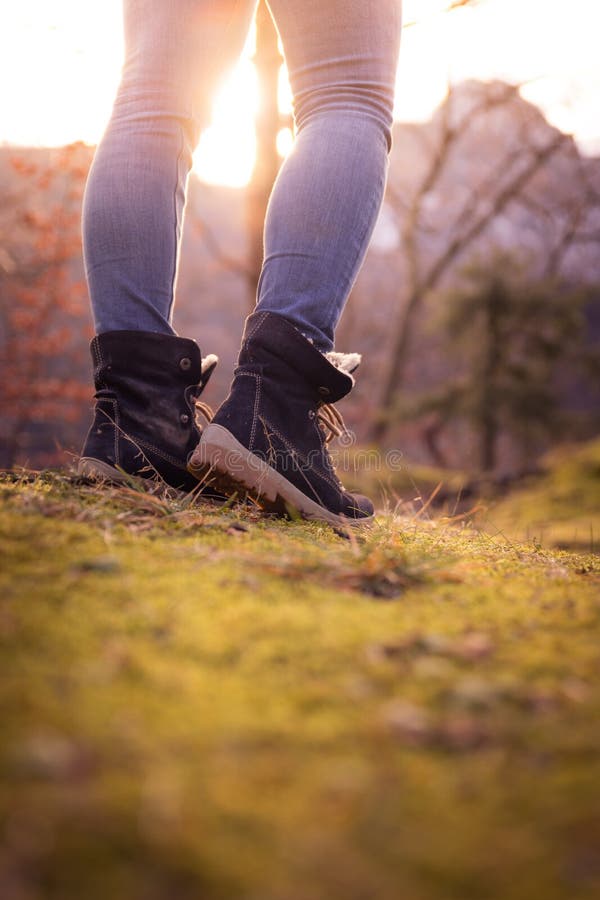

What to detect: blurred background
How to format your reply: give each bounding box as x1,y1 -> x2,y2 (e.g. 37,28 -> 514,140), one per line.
1,0 -> 599,503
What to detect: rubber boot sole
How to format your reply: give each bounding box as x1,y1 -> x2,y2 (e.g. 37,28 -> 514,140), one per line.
77,457 -> 190,497
78,457 -> 136,484
188,423 -> 373,528
78,456 -> 177,494
78,456 -> 228,503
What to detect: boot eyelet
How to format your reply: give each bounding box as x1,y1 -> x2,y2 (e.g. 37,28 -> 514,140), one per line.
318,386 -> 330,398
179,357 -> 192,371
308,410 -> 316,420
180,413 -> 190,425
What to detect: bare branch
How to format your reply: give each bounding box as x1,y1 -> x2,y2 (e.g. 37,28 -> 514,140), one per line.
543,141 -> 600,275
371,130 -> 568,442
421,132 -> 567,295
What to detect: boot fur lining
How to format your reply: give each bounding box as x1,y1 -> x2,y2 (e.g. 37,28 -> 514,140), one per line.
324,351 -> 362,377
201,354 -> 219,375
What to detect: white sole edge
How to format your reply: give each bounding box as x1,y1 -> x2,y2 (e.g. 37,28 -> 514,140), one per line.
78,457 -> 133,484
188,423 -> 373,528
77,458 -> 183,496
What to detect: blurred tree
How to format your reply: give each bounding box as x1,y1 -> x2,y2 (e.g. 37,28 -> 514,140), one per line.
0,144 -> 91,468
404,256 -> 590,474
371,80 -> 571,444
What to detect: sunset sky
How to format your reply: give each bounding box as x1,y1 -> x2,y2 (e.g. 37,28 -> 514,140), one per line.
0,0 -> 598,186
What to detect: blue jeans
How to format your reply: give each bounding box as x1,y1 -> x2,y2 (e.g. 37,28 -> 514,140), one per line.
83,0 -> 402,352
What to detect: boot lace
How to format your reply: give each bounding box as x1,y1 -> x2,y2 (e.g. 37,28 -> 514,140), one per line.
314,403 -> 351,492
195,396 -> 349,449
317,403 -> 351,445
194,398 -> 214,429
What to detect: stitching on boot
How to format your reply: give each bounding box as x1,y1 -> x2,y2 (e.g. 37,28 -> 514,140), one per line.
258,416 -> 323,504
109,400 -> 119,464
243,312 -> 269,348
133,438 -> 187,469
92,337 -> 102,374
231,371 -> 261,452
88,402 -> 185,474
93,405 -> 183,471
250,373 -> 261,451
261,417 -> 335,505
310,418 -> 344,488
257,415 -> 277,468
260,415 -> 342,493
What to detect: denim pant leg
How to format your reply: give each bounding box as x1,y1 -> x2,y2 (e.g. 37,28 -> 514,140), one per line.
258,0 -> 402,351
84,0 -> 402,346
83,0 -> 256,335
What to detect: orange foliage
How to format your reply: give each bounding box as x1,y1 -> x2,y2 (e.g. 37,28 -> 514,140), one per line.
0,143 -> 93,468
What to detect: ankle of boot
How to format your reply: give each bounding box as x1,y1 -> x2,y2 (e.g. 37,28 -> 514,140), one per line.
240,312 -> 355,403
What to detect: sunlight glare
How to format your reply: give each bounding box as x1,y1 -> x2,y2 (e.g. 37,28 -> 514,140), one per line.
193,58 -> 258,187
276,127 -> 294,158
278,64 -> 293,116
1,0 -> 600,186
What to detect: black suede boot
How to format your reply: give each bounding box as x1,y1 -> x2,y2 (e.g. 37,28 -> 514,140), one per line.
78,330 -> 217,492
188,311 -> 374,526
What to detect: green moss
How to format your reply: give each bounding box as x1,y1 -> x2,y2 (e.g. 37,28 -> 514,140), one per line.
1,469 -> 599,900
481,438 -> 600,552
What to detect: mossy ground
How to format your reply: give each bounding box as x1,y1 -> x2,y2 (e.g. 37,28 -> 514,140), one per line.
1,460 -> 599,900
481,439 -> 600,553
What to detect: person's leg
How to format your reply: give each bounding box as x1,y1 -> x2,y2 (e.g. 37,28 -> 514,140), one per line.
79,0 -> 255,490
257,0 -> 402,351
82,0 -> 256,336
190,1 -> 402,522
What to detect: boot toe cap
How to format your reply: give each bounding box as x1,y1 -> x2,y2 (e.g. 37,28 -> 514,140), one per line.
342,492 -> 375,520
